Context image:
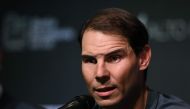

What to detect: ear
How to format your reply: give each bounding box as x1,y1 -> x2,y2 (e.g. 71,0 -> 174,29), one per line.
138,45 -> 151,71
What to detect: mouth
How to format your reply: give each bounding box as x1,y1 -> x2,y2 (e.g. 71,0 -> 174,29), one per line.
94,86 -> 117,97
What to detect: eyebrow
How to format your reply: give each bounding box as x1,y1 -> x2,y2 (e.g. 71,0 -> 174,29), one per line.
81,48 -> 127,58
105,49 -> 126,57
81,55 -> 95,60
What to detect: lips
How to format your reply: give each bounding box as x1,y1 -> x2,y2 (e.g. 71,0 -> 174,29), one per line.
94,86 -> 117,97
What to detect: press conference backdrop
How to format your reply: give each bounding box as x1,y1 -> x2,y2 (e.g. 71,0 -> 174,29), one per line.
0,0 -> 190,105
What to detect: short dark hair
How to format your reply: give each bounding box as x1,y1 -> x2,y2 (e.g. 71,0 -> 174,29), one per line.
79,8 -> 149,55
79,8 -> 149,81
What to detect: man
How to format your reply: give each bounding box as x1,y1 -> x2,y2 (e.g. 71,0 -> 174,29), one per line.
59,8 -> 190,109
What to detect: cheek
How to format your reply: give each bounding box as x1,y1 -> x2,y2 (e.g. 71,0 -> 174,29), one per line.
108,60 -> 138,88
109,63 -> 131,82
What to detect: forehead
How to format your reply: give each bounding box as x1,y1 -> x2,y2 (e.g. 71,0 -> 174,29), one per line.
82,30 -> 130,55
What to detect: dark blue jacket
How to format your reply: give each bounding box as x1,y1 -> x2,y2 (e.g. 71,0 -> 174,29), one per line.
58,89 -> 190,109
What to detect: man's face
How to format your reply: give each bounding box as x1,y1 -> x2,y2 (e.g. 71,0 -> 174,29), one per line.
81,30 -> 145,108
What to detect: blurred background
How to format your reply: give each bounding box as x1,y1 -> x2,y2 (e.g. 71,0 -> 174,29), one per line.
0,0 -> 190,108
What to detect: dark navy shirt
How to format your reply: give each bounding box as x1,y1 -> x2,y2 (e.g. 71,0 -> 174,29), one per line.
92,90 -> 190,109
59,89 -> 190,109
145,90 -> 190,109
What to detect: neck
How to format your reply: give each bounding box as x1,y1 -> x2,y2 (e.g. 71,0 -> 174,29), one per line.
133,86 -> 148,109
123,86 -> 148,109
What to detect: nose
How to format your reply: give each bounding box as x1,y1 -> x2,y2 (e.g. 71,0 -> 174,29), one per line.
95,61 -> 110,84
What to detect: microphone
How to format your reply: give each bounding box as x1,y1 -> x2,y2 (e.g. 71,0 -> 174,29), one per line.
58,95 -> 95,109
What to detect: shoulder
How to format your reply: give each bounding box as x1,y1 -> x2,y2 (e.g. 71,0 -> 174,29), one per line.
147,89 -> 190,109
156,93 -> 190,109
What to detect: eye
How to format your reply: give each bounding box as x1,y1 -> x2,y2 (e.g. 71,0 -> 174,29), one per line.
82,56 -> 97,64
106,55 -> 122,63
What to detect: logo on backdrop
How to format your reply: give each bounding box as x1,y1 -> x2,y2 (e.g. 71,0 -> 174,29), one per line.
1,12 -> 190,52
138,12 -> 190,42
2,12 -> 76,52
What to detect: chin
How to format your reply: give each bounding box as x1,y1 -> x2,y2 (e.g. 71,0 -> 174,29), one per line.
95,95 -> 123,108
